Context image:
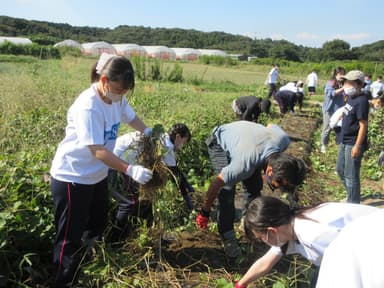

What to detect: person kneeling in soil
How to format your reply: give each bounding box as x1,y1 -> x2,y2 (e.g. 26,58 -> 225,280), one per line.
235,196 -> 384,288
109,123 -> 193,241
195,121 -> 306,259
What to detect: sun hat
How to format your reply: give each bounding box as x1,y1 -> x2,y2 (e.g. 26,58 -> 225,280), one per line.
341,70 -> 365,83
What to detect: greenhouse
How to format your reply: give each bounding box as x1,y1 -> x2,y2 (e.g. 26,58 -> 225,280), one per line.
198,49 -> 227,57
54,39 -> 83,51
112,43 -> 147,58
142,46 -> 176,60
0,36 -> 32,45
81,41 -> 116,56
171,48 -> 201,61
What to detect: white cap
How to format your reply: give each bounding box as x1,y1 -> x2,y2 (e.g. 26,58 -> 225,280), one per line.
95,52 -> 116,75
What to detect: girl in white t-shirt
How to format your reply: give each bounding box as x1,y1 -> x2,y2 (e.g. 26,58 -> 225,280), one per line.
50,53 -> 153,286
235,196 -> 382,288
109,123 -> 193,241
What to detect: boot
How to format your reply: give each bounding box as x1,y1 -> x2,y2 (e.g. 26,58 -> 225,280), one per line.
222,230 -> 242,258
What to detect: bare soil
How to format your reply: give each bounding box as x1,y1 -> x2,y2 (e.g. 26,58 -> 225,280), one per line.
156,108 -> 383,287
153,111 -> 323,286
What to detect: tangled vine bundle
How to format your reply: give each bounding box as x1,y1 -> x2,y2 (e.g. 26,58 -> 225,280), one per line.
137,124 -> 170,199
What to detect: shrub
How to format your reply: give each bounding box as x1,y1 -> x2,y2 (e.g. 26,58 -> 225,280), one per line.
0,42 -> 61,59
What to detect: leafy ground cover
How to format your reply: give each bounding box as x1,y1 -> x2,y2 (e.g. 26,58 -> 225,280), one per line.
0,57 -> 383,287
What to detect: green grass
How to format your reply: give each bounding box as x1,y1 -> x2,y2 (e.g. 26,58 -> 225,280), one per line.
0,56 -> 383,287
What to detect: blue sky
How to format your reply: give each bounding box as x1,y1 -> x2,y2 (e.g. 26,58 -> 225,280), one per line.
2,0 -> 383,48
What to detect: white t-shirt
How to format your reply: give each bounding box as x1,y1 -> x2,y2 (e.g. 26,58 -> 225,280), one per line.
50,83 -> 136,184
316,209 -> 384,288
269,202 -> 378,266
306,72 -> 318,87
268,67 -> 279,84
113,132 -> 176,167
279,82 -> 298,93
370,80 -> 384,98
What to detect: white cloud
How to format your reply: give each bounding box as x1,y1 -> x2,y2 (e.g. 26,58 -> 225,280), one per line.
329,33 -> 371,41
269,34 -> 285,40
296,32 -> 320,40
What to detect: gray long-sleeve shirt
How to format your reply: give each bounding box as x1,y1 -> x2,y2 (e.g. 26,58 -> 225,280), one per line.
213,121 -> 290,186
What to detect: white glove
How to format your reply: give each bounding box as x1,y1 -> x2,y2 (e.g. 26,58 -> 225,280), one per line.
125,165 -> 153,184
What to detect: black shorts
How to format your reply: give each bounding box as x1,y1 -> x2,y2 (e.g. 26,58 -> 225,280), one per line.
308,86 -> 316,93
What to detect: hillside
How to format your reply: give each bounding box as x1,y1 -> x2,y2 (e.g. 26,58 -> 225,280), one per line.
0,15 -> 253,54
1,15 -> 384,61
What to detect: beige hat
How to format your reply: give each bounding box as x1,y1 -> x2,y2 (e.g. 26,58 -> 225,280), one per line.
341,70 -> 365,83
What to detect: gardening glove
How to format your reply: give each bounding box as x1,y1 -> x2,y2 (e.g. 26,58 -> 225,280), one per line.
143,127 -> 152,137
378,151 -> 384,167
235,281 -> 246,288
125,165 -> 153,185
196,209 -> 210,229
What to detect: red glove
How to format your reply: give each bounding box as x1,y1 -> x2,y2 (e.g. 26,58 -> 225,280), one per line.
196,209 -> 210,229
235,281 -> 246,288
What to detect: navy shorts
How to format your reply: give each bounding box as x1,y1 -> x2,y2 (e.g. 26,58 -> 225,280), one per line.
308,86 -> 316,93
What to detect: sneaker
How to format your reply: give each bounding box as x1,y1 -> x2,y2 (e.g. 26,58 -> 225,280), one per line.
223,237 -> 242,258
320,145 -> 326,153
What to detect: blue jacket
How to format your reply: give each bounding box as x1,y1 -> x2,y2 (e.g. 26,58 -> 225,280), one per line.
322,80 -> 344,114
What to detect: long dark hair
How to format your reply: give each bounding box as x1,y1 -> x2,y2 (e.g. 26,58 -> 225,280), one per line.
91,56 -> 135,91
244,196 -> 310,243
330,66 -> 346,89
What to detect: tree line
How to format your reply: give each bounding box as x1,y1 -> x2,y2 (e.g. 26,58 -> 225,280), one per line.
1,15 -> 384,62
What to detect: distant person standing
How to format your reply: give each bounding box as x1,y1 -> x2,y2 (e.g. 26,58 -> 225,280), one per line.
370,75 -> 384,98
363,74 -> 372,92
267,64 -> 280,98
320,66 -> 346,154
336,70 -> 369,203
306,70 -> 318,96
